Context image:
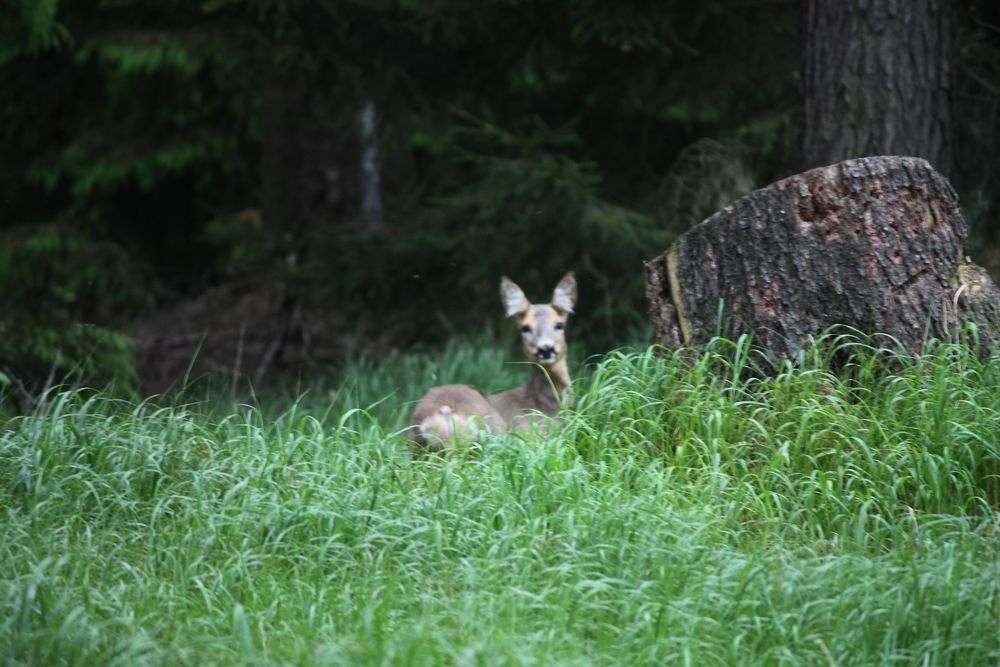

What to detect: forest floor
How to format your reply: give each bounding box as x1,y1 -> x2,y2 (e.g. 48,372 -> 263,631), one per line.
1,340 -> 998,665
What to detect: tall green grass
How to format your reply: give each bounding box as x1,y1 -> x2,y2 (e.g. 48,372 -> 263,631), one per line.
1,338 -> 998,665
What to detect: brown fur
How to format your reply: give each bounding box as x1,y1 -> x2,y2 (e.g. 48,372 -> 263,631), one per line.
410,272 -> 576,449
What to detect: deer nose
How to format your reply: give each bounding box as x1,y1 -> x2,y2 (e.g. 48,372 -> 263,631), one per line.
536,344 -> 556,360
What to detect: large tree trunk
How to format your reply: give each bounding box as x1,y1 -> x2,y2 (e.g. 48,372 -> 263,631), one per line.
645,156 -> 1000,363
802,0 -> 957,176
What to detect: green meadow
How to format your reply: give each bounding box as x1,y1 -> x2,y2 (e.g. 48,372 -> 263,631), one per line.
2,338 -> 998,666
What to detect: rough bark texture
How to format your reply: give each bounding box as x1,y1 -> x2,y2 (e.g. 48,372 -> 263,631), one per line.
802,0 -> 956,177
645,156 -> 1000,363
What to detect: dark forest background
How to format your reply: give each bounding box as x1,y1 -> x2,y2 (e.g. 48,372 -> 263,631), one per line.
2,0 -> 999,402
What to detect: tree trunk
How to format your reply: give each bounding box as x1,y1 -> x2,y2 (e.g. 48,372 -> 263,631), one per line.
802,0 -> 957,177
645,156 -> 1000,363
359,96 -> 386,235
259,65 -> 360,239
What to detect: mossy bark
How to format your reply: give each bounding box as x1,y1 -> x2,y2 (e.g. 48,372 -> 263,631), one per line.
645,156 -> 1000,363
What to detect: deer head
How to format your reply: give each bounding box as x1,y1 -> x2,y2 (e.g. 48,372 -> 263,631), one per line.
500,272 -> 577,366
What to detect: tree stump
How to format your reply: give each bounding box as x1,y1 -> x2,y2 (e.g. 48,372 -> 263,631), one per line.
645,156 -> 1000,363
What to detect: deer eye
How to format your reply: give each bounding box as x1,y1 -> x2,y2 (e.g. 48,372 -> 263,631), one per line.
554,322 -> 564,330
521,325 -> 532,333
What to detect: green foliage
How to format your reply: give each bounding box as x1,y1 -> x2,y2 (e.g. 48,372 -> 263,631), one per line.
0,1 -> 272,397
23,27 -> 258,215
432,117 -> 664,338
0,324 -> 136,394
0,0 -> 70,65
0,227 -> 143,399
1,0 -> 269,246
314,115 -> 664,349
200,210 -> 273,276
0,340 -> 998,664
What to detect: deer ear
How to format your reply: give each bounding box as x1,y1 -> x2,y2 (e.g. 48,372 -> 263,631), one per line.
551,271 -> 577,314
500,276 -> 529,317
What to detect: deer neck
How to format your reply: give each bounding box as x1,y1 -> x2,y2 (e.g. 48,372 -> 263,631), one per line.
525,358 -> 571,413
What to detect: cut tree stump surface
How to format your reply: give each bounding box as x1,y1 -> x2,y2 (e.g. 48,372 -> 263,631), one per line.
645,156 -> 1000,361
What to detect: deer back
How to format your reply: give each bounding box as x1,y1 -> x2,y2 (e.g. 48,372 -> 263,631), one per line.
410,384 -> 505,449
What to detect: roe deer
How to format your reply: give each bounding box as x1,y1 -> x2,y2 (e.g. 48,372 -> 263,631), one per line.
410,272 -> 577,449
